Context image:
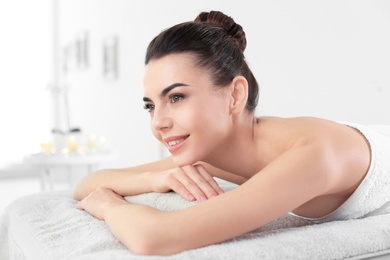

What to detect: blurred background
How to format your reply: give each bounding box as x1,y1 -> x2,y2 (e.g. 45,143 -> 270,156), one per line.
0,0 -> 389,213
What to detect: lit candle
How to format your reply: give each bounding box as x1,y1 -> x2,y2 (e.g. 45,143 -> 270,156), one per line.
40,141 -> 56,154
67,135 -> 78,153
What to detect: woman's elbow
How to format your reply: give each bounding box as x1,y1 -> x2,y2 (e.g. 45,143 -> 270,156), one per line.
72,170 -> 104,200
72,176 -> 91,200
123,221 -> 183,256
72,185 -> 84,201
125,235 -> 179,256
127,239 -> 159,256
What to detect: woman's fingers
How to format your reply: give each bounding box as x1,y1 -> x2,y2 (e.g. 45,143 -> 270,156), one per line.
183,165 -> 223,200
166,168 -> 202,202
76,187 -> 127,220
194,164 -> 225,196
167,165 -> 224,202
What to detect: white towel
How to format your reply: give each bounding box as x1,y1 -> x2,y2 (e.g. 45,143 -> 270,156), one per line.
1,188 -> 390,260
0,210 -> 10,260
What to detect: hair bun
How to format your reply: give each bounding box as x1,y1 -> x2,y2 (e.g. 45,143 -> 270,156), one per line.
194,11 -> 247,53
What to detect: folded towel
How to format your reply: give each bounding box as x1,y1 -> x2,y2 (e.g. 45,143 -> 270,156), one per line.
0,210 -> 10,260
1,188 -> 390,260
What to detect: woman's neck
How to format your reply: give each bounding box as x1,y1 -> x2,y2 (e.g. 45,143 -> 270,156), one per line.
203,116 -> 265,178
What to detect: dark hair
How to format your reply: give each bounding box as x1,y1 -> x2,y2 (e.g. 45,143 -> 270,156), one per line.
145,11 -> 259,113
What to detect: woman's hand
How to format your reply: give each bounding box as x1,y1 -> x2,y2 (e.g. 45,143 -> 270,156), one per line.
152,164 -> 224,202
76,187 -> 128,220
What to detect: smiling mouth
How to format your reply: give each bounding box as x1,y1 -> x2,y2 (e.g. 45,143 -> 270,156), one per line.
167,135 -> 189,147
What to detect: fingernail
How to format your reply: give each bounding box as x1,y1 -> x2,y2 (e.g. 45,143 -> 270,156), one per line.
188,194 -> 195,201
200,195 -> 207,202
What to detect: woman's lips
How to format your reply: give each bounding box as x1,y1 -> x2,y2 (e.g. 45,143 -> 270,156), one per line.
164,135 -> 189,153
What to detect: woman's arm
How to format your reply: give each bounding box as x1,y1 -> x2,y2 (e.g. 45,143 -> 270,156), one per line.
73,156 -> 174,200
77,142 -> 338,255
73,156 -> 246,202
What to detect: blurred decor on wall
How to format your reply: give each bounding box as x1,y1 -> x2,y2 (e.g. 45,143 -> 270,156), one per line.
103,36 -> 119,80
75,31 -> 89,69
62,30 -> 89,76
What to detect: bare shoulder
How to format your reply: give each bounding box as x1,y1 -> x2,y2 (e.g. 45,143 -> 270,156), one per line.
257,116 -> 368,148
256,116 -> 371,190
264,116 -> 370,197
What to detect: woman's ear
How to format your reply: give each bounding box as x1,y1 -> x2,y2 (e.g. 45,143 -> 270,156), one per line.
229,76 -> 248,114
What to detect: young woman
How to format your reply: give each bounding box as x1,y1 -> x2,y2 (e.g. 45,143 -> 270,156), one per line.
74,10 -> 390,255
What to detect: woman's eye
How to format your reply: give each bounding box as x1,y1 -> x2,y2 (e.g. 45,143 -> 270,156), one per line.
170,94 -> 184,103
143,104 -> 155,113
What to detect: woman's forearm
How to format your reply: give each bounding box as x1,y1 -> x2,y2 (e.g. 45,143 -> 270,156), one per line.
73,157 -> 177,201
103,202 -> 174,255
73,169 -> 154,200
76,187 -> 180,255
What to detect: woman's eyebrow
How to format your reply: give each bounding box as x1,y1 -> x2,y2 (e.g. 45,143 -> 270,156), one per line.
160,83 -> 189,98
143,83 -> 189,102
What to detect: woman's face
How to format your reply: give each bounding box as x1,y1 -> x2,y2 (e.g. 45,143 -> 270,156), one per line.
143,53 -> 232,166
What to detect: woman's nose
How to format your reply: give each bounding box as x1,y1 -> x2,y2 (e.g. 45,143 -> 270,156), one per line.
152,107 -> 173,131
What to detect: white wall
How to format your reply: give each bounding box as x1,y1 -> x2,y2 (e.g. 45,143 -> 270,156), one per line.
0,0 -> 51,168
57,0 -> 390,168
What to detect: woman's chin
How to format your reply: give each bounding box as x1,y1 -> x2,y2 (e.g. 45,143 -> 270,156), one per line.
171,155 -> 199,167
